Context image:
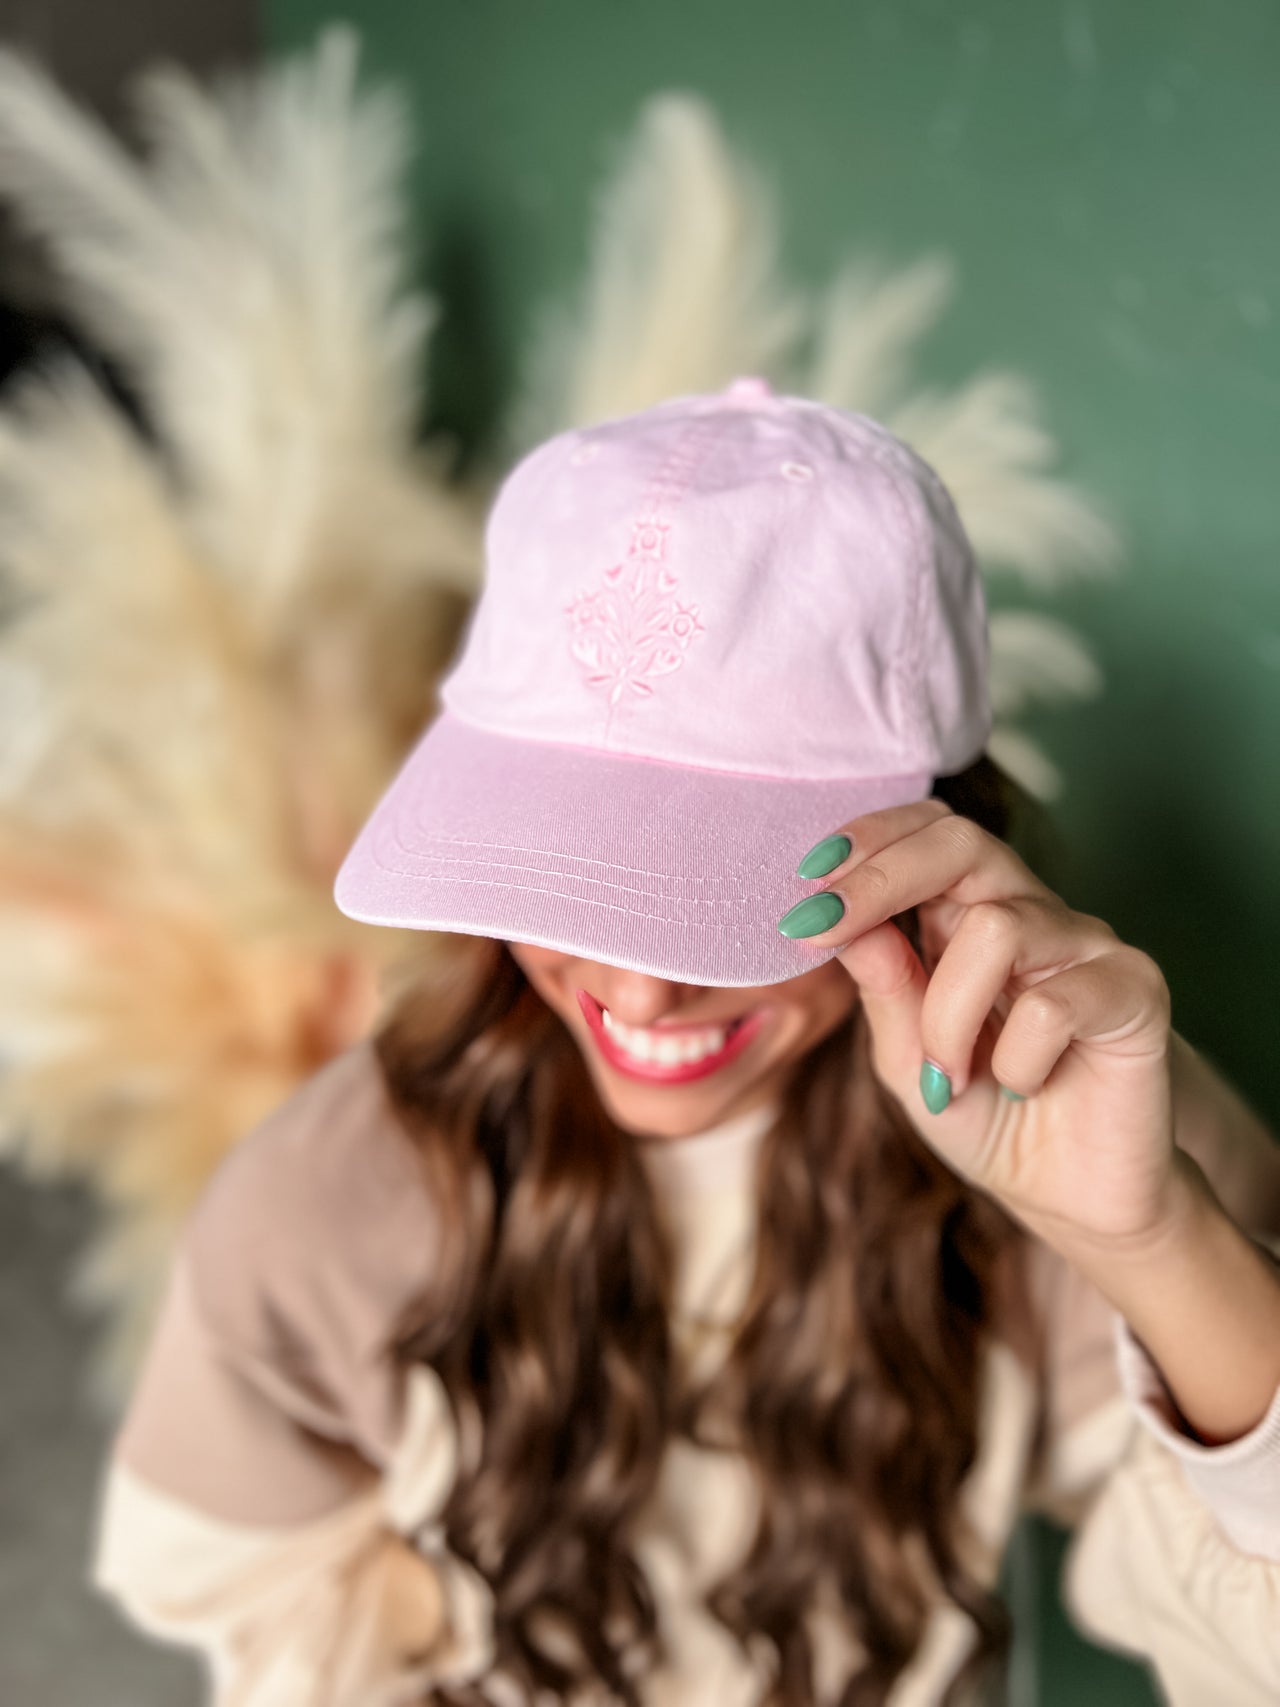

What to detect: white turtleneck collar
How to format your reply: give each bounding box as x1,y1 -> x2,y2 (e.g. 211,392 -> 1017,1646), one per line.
627,1098 -> 778,1329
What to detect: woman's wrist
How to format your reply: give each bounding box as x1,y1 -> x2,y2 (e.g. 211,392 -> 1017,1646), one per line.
1032,1152 -> 1280,1445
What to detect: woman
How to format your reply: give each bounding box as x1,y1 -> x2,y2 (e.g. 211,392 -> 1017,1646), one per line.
91,380 -> 1280,1705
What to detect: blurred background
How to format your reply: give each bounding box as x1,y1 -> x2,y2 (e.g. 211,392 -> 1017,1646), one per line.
1,3 -> 1276,1704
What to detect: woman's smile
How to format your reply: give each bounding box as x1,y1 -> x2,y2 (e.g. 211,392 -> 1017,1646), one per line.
507,942 -> 859,1141
576,990 -> 773,1083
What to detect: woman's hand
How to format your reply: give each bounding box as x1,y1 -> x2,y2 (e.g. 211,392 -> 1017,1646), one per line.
779,798 -> 1180,1256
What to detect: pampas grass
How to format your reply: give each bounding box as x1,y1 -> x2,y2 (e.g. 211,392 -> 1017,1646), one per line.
505,92 -> 809,454
0,30 -> 485,1412
0,44 -> 1121,1413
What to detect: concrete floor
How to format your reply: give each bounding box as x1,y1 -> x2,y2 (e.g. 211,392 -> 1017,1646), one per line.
0,1166 -> 199,1706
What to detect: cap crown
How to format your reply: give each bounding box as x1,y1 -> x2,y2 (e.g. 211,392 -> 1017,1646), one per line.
441,379 -> 991,782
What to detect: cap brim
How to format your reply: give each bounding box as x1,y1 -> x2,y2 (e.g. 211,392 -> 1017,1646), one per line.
334,711 -> 932,988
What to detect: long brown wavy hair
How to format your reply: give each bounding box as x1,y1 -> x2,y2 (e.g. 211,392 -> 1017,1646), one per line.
372,753 -> 1057,1706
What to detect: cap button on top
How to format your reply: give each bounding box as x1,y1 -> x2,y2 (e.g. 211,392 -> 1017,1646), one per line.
723,375 -> 775,405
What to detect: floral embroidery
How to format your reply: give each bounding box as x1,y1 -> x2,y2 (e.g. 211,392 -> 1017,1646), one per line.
564,517 -> 705,707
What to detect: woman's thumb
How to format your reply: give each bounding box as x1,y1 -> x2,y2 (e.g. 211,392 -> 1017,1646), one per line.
836,919 -> 930,1106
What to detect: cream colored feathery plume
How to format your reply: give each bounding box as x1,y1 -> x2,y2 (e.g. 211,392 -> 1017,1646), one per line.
503,91 -> 810,459
509,90 -> 1122,801
0,30 -> 484,1412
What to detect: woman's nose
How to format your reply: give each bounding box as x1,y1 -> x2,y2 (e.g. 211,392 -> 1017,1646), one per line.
591,969 -> 695,1028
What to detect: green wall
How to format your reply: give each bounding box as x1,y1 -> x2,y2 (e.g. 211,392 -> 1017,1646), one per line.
267,4 -> 1279,1700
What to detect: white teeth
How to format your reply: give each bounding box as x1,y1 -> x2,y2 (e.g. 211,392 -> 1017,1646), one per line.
598,1006 -> 733,1065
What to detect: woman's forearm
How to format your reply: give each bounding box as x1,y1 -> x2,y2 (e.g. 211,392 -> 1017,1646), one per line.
1033,1029 -> 1280,1445
1051,1148 -> 1280,1445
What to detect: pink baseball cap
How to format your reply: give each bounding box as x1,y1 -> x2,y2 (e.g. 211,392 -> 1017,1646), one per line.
333,377 -> 991,987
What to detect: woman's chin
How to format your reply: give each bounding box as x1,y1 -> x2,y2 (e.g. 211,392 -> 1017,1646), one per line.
593,1068 -> 773,1144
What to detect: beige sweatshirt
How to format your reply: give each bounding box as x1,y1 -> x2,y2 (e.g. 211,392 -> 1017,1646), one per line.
88,1039 -> 1280,1706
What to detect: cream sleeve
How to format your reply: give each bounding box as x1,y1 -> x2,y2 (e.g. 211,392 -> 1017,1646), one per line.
86,1043 -> 496,1706
1022,1035 -> 1280,1706
1057,1232 -> 1280,1707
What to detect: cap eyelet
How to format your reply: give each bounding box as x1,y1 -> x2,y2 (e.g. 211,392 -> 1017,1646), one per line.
781,460 -> 814,482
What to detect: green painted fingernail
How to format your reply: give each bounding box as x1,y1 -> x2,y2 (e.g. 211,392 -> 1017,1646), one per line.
920,1060 -> 951,1114
777,890 -> 846,938
1001,1087 -> 1026,1101
796,833 -> 852,879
